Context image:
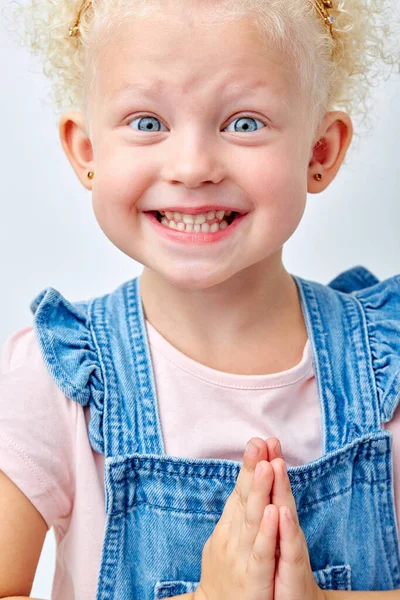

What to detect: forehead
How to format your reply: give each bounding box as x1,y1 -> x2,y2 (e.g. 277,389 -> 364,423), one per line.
94,9 -> 297,111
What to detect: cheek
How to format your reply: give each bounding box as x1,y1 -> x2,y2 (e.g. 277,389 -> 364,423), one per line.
244,146 -> 307,210
94,138 -> 154,202
91,156 -> 151,228
242,146 -> 308,244
269,170 -> 307,236
90,175 -> 136,244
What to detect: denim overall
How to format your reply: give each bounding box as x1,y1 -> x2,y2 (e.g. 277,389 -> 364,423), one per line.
30,265 -> 400,598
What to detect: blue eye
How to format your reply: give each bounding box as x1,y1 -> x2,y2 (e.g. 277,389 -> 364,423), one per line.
129,116 -> 167,132
224,116 -> 266,133
127,114 -> 266,133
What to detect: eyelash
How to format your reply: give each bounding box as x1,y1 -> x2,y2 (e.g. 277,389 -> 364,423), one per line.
126,114 -> 267,133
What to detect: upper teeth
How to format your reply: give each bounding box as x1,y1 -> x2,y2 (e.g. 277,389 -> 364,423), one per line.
160,210 -> 232,224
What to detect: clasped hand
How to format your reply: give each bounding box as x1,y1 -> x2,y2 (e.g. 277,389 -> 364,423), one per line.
195,437 -> 326,600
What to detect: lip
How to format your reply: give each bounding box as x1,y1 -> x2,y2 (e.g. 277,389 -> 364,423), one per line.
144,210 -> 248,245
146,206 -> 247,216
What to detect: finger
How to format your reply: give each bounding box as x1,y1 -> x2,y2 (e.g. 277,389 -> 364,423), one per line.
276,506 -> 307,589
225,438 -> 267,554
238,459 -> 274,564
270,458 -> 299,526
217,438 -> 267,534
246,504 -> 279,600
265,437 -> 284,461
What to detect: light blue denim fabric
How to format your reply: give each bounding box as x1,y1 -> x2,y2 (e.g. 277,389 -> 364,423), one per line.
30,265 -> 400,598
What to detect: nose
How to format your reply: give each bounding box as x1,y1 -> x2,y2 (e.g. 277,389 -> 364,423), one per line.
161,131 -> 225,188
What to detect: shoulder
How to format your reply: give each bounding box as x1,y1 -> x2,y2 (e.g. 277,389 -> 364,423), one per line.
1,325 -> 41,370
29,279 -> 135,414
28,281 -> 135,455
0,326 -> 81,527
328,266 -> 400,423
1,324 -> 62,385
354,272 -> 400,422
30,287 -> 104,408
328,265 -> 381,293
0,324 -> 82,425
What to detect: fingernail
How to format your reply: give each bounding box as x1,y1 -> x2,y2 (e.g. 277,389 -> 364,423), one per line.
255,462 -> 263,477
264,506 -> 272,520
246,441 -> 259,457
274,440 -> 282,456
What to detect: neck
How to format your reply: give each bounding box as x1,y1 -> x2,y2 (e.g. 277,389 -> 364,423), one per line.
139,254 -> 308,373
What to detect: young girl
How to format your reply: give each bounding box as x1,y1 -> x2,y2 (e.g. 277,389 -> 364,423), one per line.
1,0 -> 399,598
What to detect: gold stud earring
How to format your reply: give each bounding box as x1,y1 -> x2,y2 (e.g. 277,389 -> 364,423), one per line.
314,173 -> 322,181
87,171 -> 94,180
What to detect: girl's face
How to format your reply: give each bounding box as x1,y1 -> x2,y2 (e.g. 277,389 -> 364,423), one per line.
88,8 -> 314,289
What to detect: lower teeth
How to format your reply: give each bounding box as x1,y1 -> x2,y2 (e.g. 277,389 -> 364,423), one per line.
161,218 -> 229,233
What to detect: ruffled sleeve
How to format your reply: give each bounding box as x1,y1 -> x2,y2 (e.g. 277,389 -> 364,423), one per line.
328,265 -> 380,293
30,288 -> 105,454
355,274 -> 400,423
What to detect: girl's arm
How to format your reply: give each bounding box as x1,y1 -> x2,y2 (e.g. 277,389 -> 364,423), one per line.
324,592 -> 400,599
0,471 -> 47,599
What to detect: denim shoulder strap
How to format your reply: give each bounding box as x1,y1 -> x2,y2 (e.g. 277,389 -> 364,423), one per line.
293,268 -> 381,453
353,274 -> 400,423
327,265 -> 400,423
89,277 -> 163,459
30,277 -> 163,459
294,265 -> 400,453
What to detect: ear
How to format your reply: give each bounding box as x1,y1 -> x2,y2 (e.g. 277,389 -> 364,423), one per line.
308,111 -> 353,193
59,112 -> 94,190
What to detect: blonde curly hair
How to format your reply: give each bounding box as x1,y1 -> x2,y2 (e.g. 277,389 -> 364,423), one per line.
2,0 -> 400,144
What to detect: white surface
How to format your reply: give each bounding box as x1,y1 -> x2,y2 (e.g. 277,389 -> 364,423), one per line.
0,2 -> 399,597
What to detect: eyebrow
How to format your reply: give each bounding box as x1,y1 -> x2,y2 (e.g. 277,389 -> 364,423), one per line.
107,82 -> 163,102
107,79 -> 284,105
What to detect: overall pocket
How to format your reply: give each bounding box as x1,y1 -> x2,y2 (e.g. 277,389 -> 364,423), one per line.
312,564 -> 352,590
154,564 -> 351,598
154,580 -> 199,599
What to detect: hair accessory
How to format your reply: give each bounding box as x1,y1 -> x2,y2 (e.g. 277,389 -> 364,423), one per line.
313,0 -> 335,36
87,171 -> 94,179
69,0 -> 335,38
314,173 -> 323,181
69,0 -> 93,37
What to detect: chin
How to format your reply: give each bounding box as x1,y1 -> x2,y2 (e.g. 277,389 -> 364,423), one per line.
153,263 -> 240,291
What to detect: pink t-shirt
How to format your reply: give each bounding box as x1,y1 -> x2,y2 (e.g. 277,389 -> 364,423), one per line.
0,324 -> 399,599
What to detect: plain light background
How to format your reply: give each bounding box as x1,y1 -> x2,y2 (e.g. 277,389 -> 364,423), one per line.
1,0 -> 400,596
